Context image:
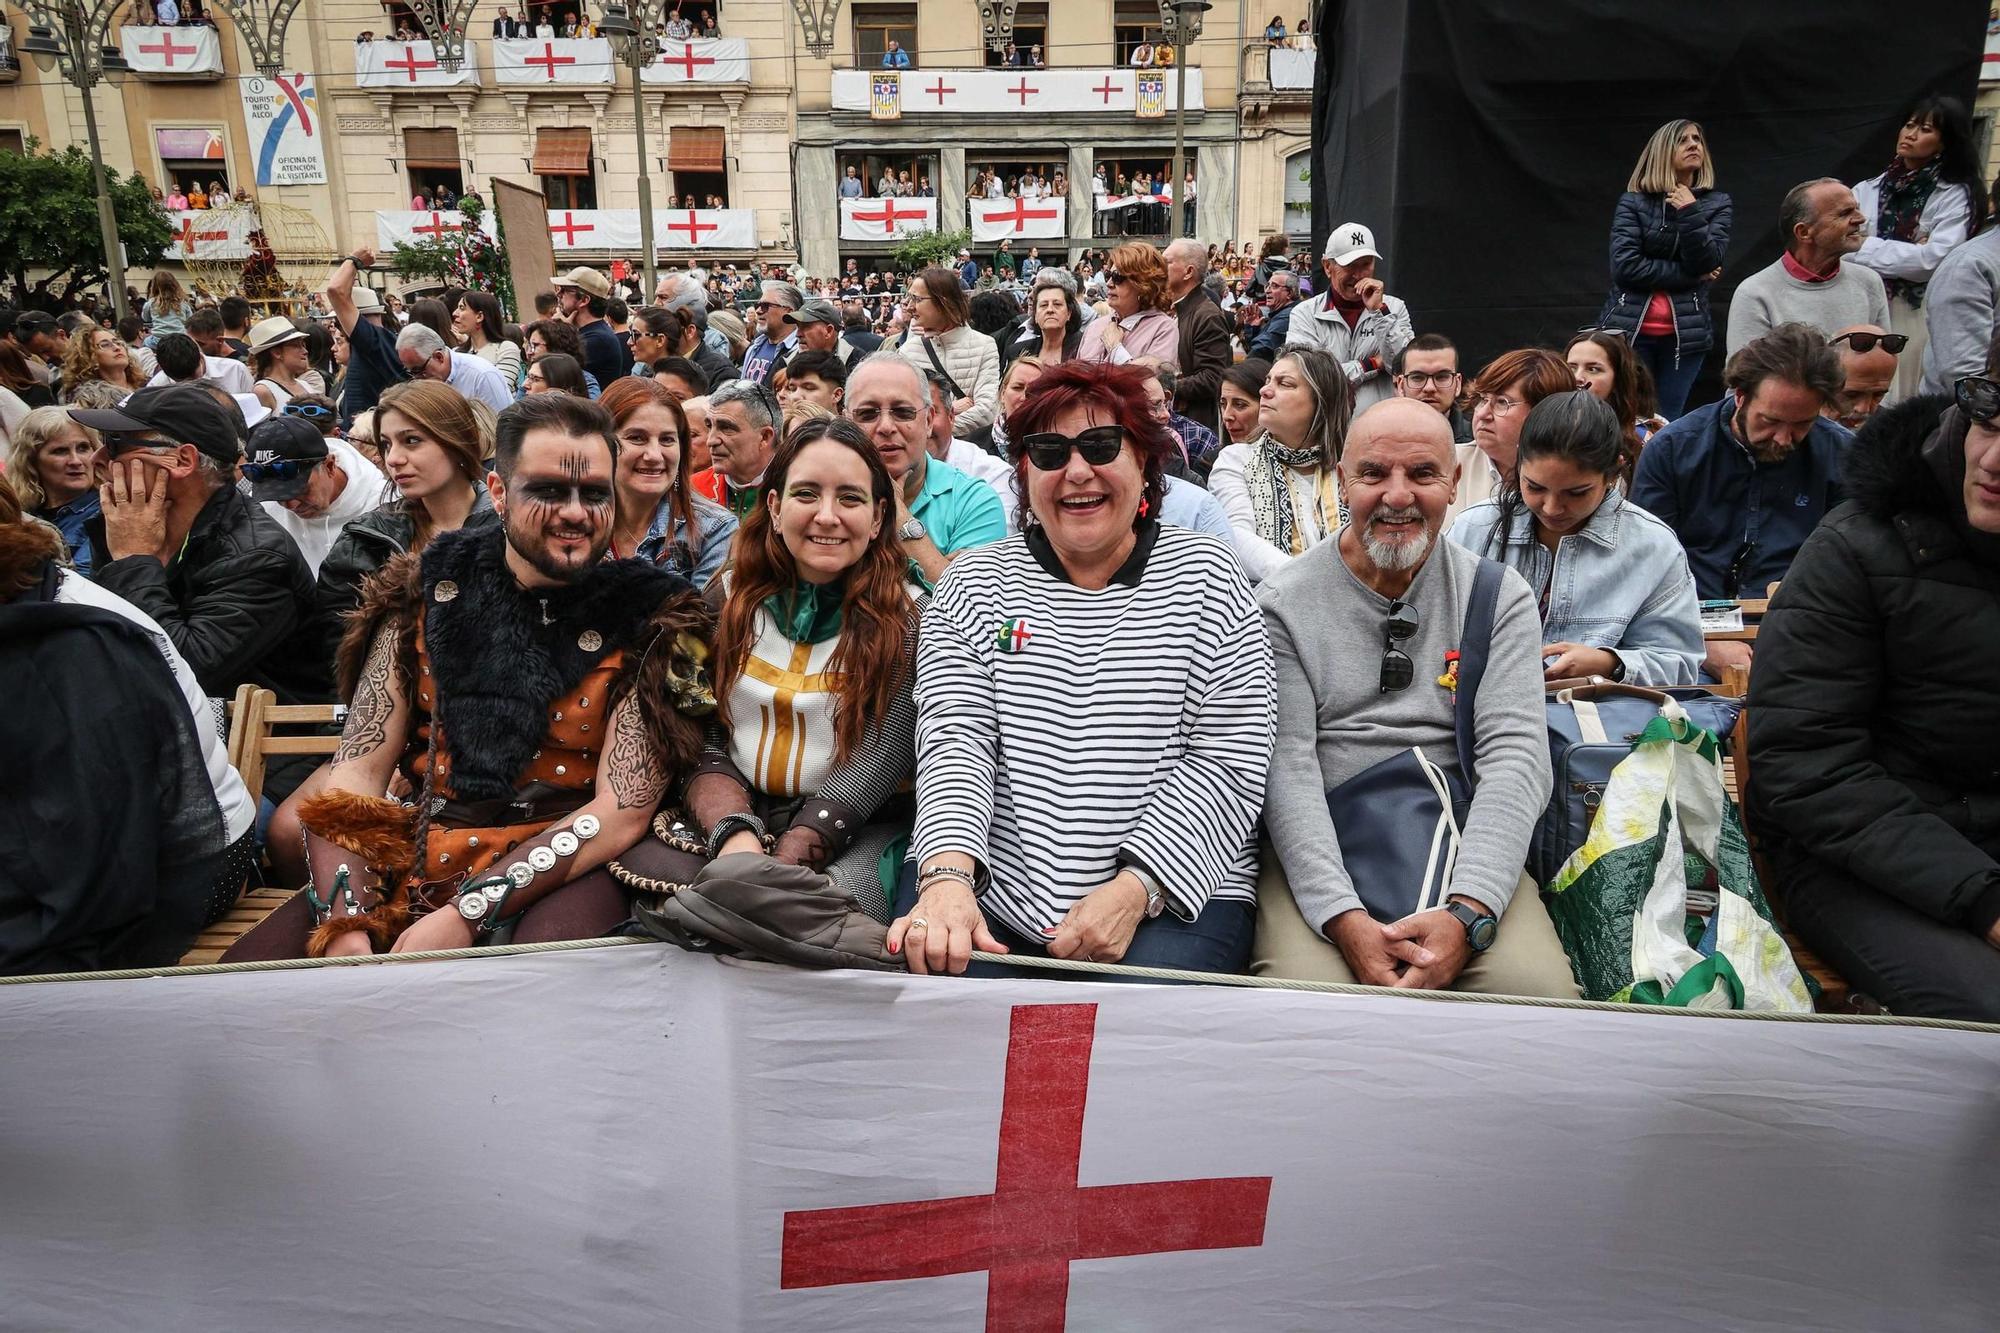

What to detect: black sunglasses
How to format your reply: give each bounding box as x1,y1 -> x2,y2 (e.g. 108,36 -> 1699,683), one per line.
241,458 -> 311,483
1020,425 -> 1125,471
1954,374 -> 2000,423
1723,537 -> 1757,600
1103,269 -> 1127,285
1832,330 -> 1908,356
1379,599 -> 1420,693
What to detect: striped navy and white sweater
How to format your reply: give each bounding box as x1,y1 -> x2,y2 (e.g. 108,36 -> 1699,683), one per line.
913,522 -> 1276,939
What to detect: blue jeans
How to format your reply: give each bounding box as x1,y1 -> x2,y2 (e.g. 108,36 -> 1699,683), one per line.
892,863 -> 1255,983
1634,334 -> 1704,420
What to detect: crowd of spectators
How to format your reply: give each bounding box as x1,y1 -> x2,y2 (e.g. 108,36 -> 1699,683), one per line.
3,100 -> 1999,1025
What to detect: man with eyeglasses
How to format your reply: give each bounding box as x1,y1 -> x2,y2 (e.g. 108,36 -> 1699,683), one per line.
1392,333 -> 1473,443
740,280 -> 802,386
1254,398 -> 1576,998
845,352 -> 1005,586
242,411 -> 388,576
1284,221 -> 1414,413
72,383 -> 327,707
1630,322 -> 1850,678
1827,325 -> 1902,429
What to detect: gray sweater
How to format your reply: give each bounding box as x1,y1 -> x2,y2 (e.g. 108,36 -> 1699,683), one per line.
1724,255 -> 1890,357
1258,533 -> 1552,929
1920,226 -> 2000,394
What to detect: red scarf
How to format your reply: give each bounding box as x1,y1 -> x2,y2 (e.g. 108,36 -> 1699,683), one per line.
1327,289 -> 1367,330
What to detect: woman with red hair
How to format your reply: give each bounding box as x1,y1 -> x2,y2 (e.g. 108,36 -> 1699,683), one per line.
891,361 -> 1274,979
1452,347 -> 1575,523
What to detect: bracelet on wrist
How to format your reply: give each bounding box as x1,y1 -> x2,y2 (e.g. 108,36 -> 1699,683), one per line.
917,865 -> 976,892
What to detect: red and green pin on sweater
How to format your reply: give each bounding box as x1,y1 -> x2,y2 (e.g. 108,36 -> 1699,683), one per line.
995,618 -> 1034,654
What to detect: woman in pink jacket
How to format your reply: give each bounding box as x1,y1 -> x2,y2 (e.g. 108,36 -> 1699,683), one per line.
1076,242 -> 1181,370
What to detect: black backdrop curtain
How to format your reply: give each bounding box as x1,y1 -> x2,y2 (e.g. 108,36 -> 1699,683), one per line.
1311,0 -> 1988,400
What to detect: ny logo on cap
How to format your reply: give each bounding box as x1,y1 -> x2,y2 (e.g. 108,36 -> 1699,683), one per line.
1349,228 -> 1366,246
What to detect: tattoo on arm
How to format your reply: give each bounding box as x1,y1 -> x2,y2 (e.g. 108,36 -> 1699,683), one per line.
603,696 -> 668,811
333,625 -> 400,766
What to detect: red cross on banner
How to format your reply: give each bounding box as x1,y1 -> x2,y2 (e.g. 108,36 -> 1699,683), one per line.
1092,76 -> 1123,104
780,1004 -> 1272,1331
981,197 -> 1060,234
657,43 -> 716,78
549,212 -> 595,245
851,200 -> 927,234
523,41 -> 576,80
924,77 -> 957,105
384,45 -> 439,81
139,31 -> 198,67
1007,77 -> 1039,106
175,216 -> 230,254
411,212 -> 461,239
664,211 -> 718,246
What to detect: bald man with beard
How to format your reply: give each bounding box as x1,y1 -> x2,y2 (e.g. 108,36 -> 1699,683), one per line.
1829,324 -> 1902,429
1251,398 -> 1579,998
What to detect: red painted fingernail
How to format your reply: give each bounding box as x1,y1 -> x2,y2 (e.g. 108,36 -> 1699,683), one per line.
887,938 -> 899,955
1041,925 -> 1057,935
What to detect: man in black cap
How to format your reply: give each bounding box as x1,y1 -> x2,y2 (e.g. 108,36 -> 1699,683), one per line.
73,383 -> 328,707
243,412 -> 388,576
785,297 -> 863,367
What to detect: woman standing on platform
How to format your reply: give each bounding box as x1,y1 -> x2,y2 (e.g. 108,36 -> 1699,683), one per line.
1595,120 -> 1733,420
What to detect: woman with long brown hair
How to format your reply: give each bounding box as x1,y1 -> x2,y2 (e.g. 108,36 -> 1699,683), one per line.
674,416 -> 925,921
599,376 -> 737,587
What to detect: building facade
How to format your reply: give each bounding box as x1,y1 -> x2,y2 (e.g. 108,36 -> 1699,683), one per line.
0,1 -> 1310,287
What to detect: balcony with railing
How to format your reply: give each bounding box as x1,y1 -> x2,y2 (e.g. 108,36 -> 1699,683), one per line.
826,64 -> 1204,119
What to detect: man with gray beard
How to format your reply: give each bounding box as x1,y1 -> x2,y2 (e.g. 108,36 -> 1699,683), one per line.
1250,398 -> 1578,998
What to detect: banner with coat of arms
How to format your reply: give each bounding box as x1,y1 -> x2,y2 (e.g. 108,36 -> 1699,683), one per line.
870,71 -> 901,119
1136,70 -> 1167,118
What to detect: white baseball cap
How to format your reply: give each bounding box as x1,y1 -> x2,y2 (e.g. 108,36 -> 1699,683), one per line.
1324,222 -> 1381,266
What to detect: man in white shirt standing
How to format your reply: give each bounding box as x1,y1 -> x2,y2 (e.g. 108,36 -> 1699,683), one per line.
242,413 -> 388,575
393,323 -> 515,412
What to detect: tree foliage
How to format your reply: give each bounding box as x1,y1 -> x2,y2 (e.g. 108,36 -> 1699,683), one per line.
0,138 -> 173,309
389,195 -> 517,318
892,226 -> 973,274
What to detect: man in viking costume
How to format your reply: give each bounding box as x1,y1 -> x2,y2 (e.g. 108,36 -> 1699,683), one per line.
230,393 -> 714,958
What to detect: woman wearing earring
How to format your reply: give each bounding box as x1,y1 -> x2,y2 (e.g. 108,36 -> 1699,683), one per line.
1851,95 -> 1986,400
1595,120 -> 1733,421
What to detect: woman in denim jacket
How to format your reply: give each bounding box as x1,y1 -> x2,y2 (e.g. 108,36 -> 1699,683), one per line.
1448,391 -> 1702,686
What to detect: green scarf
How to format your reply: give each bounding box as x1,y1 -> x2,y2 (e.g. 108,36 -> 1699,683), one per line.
763,578 -> 846,644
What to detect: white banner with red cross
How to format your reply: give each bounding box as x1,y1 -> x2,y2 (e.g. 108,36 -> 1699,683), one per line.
639,36 -> 750,85
352,39 -> 480,89
119,24 -> 224,75
492,36 -> 614,86
541,208 -> 756,250
831,66 -> 1202,116
374,209 -> 499,249
165,208 -> 254,260
1,942 -> 1996,1330
969,196 -> 1066,242
840,195 -> 938,241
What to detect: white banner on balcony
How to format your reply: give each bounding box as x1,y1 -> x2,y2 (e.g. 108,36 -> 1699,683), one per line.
374,209 -> 498,249
1095,189 -> 1174,213
119,25 -> 224,76
969,195 -> 1066,241
839,195 -> 938,241
639,37 -> 750,84
831,67 -> 1202,116
166,209 -> 254,260
353,40 -> 479,89
2,944 -> 1998,1330
239,73 -> 327,187
1268,46 -> 1315,90
492,36 -> 614,86
542,208 -> 754,250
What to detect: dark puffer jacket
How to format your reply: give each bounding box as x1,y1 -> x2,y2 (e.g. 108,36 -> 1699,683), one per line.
312,490 -> 499,669
1747,394 -> 2000,933
1595,188 -> 1733,361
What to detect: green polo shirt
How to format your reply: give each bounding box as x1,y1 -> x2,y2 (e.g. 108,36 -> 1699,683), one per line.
907,454 -> 1007,583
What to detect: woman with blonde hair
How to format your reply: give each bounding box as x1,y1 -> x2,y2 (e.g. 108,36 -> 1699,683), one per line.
7,406 -> 103,576
59,326 -> 148,401
1594,119 -> 1733,419
1075,241 -> 1181,368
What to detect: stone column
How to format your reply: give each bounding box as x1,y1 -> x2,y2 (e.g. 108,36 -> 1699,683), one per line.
1067,143 -> 1093,259
794,144 -> 839,280
1195,141 -> 1232,246
938,145 -> 967,247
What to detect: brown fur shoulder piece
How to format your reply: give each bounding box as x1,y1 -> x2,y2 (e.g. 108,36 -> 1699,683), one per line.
335,550 -> 423,702
0,520 -> 64,601
610,586 -> 718,784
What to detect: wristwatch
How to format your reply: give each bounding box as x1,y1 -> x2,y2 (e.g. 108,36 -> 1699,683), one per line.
1604,652 -> 1627,683
1124,862 -> 1167,919
1444,900 -> 1499,953
897,516 -> 927,543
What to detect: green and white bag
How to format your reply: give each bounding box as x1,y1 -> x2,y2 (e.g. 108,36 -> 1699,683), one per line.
1544,697 -> 1812,1011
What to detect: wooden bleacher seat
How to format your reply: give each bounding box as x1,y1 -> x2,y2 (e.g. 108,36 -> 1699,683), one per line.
177,689 -> 347,966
